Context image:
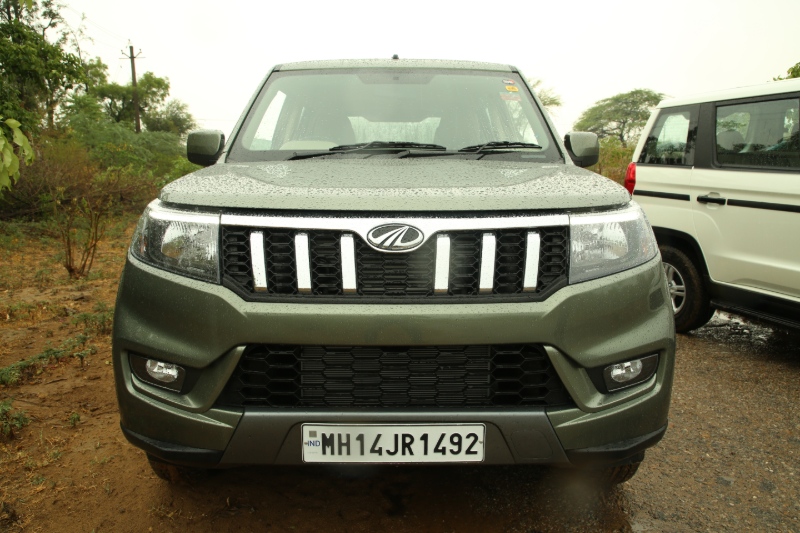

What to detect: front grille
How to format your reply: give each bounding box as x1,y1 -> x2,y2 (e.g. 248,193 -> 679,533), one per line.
355,236 -> 437,297
221,223 -> 569,301
215,344 -> 573,408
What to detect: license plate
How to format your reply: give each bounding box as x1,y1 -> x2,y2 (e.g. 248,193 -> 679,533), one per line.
302,424 -> 486,463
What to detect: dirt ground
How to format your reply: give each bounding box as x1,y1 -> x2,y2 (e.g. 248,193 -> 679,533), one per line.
1,219 -> 798,533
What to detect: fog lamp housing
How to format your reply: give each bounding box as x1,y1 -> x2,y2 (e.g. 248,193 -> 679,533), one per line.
603,354 -> 658,392
130,354 -> 186,392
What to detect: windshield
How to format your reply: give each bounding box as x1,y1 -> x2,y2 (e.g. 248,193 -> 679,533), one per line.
228,68 -> 561,162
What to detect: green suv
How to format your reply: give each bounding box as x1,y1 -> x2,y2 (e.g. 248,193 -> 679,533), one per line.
112,59 -> 675,484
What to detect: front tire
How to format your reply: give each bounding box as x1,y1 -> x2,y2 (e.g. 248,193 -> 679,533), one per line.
147,454 -> 208,484
599,461 -> 641,485
572,458 -> 643,487
659,244 -> 714,333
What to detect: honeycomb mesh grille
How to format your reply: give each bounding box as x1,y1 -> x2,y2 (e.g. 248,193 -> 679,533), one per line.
309,231 -> 343,296
265,230 -> 297,295
215,344 -> 573,408
355,236 -> 436,297
221,226 -> 569,301
448,232 -> 482,296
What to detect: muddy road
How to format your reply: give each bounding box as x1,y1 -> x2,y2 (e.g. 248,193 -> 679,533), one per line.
1,230 -> 798,532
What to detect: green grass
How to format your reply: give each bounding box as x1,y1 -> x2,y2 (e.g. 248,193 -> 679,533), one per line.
1,301 -> 52,322
71,302 -> 114,335
0,334 -> 92,386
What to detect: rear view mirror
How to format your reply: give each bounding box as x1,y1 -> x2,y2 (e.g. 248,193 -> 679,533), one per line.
187,130 -> 225,167
564,132 -> 599,168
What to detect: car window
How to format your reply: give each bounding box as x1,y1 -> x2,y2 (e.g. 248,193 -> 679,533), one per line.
638,106 -> 697,166
250,90 -> 287,150
715,97 -> 800,169
229,69 -> 560,162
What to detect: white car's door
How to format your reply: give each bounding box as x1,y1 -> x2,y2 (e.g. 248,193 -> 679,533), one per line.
691,96 -> 800,299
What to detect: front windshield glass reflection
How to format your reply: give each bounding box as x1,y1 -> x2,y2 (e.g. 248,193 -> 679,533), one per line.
229,69 -> 559,162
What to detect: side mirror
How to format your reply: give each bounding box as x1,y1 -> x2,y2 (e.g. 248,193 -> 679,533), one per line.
187,130 -> 225,167
564,132 -> 599,168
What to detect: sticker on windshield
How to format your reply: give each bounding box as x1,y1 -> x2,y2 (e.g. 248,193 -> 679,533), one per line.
500,92 -> 521,102
502,79 -> 515,85
505,86 -> 519,92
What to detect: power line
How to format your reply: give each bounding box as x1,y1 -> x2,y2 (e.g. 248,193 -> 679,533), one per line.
64,6 -> 128,43
79,34 -> 121,51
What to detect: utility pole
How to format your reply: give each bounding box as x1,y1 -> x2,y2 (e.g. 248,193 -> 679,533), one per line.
121,45 -> 142,133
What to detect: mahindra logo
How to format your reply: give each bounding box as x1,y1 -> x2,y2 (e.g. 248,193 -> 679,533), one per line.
367,224 -> 424,252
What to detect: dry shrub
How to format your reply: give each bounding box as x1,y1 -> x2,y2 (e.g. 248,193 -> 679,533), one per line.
7,136 -> 153,278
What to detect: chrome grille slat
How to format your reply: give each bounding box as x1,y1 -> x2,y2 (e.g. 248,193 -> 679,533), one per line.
294,233 -> 312,293
340,234 -> 357,294
434,234 -> 451,294
523,232 -> 541,291
479,233 -> 496,294
250,231 -> 268,292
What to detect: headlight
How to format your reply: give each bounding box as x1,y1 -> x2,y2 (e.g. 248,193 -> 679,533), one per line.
131,201 -> 220,283
569,203 -> 657,284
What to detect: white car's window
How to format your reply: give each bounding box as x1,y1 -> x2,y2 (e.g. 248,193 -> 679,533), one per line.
715,98 -> 799,169
638,107 -> 697,166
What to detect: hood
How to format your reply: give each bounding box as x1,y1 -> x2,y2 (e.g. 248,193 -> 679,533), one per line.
160,159 -> 629,212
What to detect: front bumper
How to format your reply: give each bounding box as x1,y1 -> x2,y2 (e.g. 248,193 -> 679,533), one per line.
121,418 -> 667,468
113,253 -> 675,468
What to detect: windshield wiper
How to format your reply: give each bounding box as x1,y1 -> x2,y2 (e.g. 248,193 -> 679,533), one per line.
458,141 -> 542,152
286,141 -> 447,160
330,141 -> 447,152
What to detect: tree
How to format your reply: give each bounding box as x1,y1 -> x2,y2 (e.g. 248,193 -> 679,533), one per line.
142,99 -> 197,135
774,62 -> 800,81
93,72 -> 170,125
0,116 -> 34,194
92,71 -> 195,135
1,0 -> 62,32
574,89 -> 663,147
80,57 -> 109,92
528,79 -> 563,111
0,0 -> 85,129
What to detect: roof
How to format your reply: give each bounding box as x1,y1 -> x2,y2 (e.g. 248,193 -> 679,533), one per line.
276,58 -> 515,72
659,77 -> 800,108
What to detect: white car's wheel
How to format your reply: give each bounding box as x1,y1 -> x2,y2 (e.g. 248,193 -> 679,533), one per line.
662,261 -> 687,314
659,245 -> 714,332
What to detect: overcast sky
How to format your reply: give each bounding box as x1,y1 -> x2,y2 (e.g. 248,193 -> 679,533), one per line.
60,0 -> 799,138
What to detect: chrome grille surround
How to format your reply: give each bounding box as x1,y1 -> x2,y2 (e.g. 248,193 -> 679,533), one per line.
221,213 -> 569,302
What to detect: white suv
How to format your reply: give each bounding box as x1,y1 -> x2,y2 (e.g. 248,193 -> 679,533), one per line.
628,78 -> 800,332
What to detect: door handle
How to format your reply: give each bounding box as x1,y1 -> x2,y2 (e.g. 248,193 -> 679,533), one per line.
697,194 -> 727,205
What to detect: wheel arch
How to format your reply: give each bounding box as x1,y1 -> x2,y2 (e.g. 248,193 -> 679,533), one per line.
652,227 -> 709,278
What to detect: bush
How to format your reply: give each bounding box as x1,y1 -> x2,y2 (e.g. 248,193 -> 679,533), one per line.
66,103 -> 187,177
1,136 -> 154,277
587,138 -> 636,186
0,399 -> 30,440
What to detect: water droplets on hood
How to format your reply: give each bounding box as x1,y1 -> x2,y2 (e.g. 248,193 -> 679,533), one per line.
160,159 -> 629,212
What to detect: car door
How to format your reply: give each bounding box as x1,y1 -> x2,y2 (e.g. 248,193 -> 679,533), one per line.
691,95 -> 800,299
